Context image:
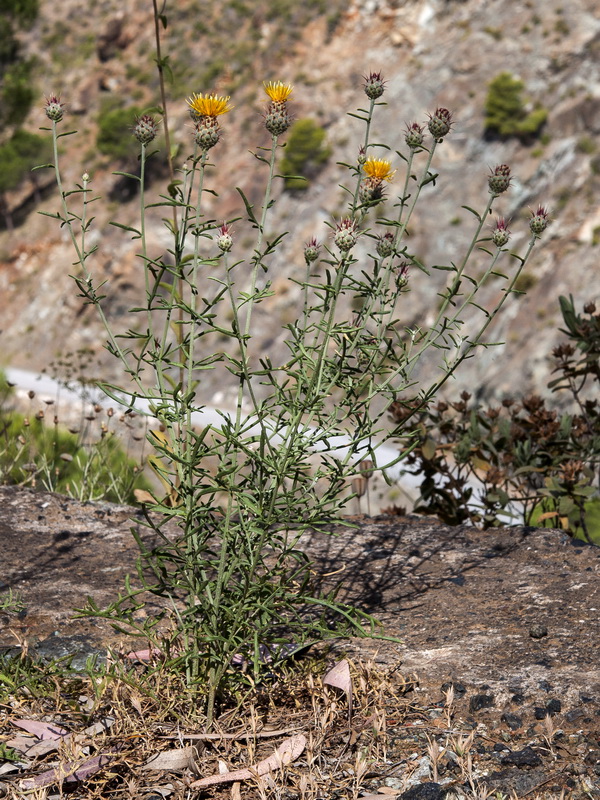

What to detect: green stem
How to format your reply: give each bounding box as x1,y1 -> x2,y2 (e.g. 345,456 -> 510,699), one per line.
404,193 -> 497,380
350,98 -> 376,214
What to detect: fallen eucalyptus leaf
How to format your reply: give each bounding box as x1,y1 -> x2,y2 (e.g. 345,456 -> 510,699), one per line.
323,659 -> 353,720
189,734 -> 306,789
13,720 -> 69,740
20,750 -> 118,789
142,746 -> 197,772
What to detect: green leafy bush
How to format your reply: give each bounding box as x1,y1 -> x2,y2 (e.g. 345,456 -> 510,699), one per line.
97,105 -> 143,161
0,128 -> 51,194
484,71 -> 548,140
0,0 -> 38,127
0,407 -> 151,504
0,54 -> 35,128
0,0 -> 39,26
279,118 -> 330,190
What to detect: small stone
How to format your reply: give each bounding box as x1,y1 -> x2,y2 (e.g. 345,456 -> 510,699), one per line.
385,778 -> 405,790
511,692 -> 526,705
501,746 -> 542,767
546,698 -> 561,714
534,706 -> 549,720
501,712 -> 523,730
493,742 -> 511,752
441,681 -> 466,697
469,693 -> 495,712
529,624 -> 548,639
538,680 -> 553,692
564,708 -> 585,723
400,782 -> 445,800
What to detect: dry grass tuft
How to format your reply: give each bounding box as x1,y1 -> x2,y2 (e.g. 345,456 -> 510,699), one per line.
0,652 -> 595,799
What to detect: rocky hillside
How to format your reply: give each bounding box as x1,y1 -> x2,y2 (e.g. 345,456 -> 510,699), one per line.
1,0 -> 600,410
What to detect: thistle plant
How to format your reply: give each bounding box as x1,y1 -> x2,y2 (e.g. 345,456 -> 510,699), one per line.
41,34 -> 548,721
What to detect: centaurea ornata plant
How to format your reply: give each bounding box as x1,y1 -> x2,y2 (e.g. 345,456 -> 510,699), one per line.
42,44 -> 548,722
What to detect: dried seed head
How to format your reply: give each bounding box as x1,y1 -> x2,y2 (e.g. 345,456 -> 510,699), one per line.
358,459 -> 374,478
488,164 -> 511,195
352,475 -> 368,498
529,205 -> 550,236
427,107 -> 453,140
363,71 -> 386,100
133,114 -> 158,145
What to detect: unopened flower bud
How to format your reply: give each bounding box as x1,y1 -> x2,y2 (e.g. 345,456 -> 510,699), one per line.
357,146 -> 367,166
488,164 -> 511,195
395,262 -> 410,289
304,237 -> 320,264
405,122 -> 425,150
376,232 -> 395,258
491,217 -> 511,247
363,71 -> 386,100
334,218 -> 360,253
133,114 -> 158,144
427,108 -> 453,140
529,205 -> 550,236
216,222 -> 233,252
44,94 -> 64,122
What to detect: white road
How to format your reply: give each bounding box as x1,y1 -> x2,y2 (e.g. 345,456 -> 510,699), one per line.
4,366 -> 423,507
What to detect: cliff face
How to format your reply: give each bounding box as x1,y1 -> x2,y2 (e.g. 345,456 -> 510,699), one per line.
1,0 -> 600,408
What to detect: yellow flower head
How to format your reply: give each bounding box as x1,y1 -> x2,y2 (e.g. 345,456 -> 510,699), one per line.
363,157 -> 396,182
186,92 -> 233,118
263,81 -> 293,103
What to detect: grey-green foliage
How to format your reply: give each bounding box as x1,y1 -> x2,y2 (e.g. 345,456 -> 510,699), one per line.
0,0 -> 38,125
484,71 -> 548,140
280,118 -> 331,190
96,104 -> 143,161
1,58 -> 35,126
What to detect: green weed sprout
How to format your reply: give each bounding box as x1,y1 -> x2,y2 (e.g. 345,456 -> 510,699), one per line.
41,56 -> 548,721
